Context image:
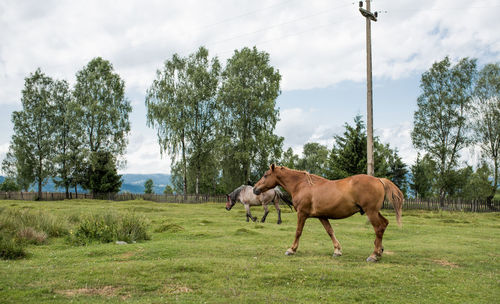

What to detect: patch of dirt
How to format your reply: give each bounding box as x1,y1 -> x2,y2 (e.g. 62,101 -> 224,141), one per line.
54,285 -> 130,299
118,251 -> 135,260
433,259 -> 459,268
163,284 -> 192,294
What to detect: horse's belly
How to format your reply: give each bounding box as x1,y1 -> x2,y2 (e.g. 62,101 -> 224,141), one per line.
310,200 -> 359,219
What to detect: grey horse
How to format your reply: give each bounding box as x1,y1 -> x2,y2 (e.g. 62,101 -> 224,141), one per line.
226,185 -> 293,224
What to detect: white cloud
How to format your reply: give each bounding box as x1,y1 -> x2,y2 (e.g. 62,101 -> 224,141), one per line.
120,130 -> 171,174
0,0 -> 498,173
376,122 -> 417,166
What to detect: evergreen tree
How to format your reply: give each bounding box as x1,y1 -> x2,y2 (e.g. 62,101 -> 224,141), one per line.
144,179 -> 154,194
82,151 -> 122,194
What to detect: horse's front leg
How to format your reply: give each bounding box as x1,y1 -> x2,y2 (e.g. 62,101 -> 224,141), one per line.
244,204 -> 257,222
286,212 -> 307,255
261,204 -> 269,223
319,218 -> 342,257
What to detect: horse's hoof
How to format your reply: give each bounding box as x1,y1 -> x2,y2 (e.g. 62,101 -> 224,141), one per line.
285,250 -> 295,256
277,220 -> 282,225
366,256 -> 378,263
333,253 -> 342,257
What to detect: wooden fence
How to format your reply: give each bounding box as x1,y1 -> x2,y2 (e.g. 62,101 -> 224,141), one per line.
382,198 -> 499,212
0,191 -> 498,212
0,191 -> 227,204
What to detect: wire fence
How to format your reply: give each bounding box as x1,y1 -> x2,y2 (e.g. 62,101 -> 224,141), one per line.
0,191 -> 498,212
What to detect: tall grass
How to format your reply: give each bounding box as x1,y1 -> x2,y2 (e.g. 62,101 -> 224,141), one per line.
69,212 -> 150,245
0,208 -> 67,238
0,208 -> 68,259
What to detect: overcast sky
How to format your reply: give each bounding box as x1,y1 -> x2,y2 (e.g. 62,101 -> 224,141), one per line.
1,0 -> 499,174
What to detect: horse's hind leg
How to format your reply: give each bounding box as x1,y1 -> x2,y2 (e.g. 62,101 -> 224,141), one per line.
319,218 -> 342,257
274,200 -> 282,224
366,211 -> 389,262
244,204 -> 257,222
261,204 -> 269,223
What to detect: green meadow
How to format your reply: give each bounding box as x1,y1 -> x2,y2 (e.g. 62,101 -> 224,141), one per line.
0,199 -> 499,303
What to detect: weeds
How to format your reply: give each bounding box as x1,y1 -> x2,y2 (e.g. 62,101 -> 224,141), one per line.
0,233 -> 27,260
69,212 -> 150,245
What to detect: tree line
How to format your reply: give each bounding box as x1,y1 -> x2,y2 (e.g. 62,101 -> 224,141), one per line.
1,48 -> 498,202
2,58 -> 130,198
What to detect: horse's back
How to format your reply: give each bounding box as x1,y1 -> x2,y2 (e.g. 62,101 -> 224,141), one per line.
301,174 -> 385,218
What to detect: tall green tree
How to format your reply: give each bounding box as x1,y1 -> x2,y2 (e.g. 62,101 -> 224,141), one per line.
8,69 -> 56,198
473,62 -> 500,201
410,153 -> 436,199
146,53 -> 189,195
2,145 -> 34,191
144,179 -> 154,194
412,57 -> 477,200
146,47 -> 221,195
296,143 -> 329,176
281,147 -> 299,169
52,79 -> 80,198
74,57 -> 131,157
184,47 -> 221,194
218,46 -> 282,189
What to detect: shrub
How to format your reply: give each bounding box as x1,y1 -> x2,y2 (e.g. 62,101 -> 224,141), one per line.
16,227 -> 48,245
117,213 -> 151,243
70,212 -> 150,245
0,209 -> 67,238
0,233 -> 27,260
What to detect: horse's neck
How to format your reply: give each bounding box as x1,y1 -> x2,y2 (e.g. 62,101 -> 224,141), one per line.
277,169 -> 310,197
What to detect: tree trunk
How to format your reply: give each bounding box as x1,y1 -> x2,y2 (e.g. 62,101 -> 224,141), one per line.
38,179 -> 42,201
182,130 -> 187,198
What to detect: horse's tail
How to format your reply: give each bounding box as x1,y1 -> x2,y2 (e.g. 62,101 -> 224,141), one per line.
275,188 -> 294,211
378,178 -> 404,227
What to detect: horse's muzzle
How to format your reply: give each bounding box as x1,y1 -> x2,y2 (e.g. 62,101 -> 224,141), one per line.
253,188 -> 261,195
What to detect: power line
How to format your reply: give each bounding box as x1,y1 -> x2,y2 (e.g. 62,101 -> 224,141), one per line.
195,0 -> 297,31
198,2 -> 352,50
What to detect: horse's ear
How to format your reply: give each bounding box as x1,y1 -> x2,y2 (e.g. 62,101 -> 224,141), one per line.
271,164 -> 275,171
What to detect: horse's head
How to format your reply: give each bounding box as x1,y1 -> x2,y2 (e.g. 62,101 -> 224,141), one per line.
225,194 -> 236,211
253,164 -> 279,195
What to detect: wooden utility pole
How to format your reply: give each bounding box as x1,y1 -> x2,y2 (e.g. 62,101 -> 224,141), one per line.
359,1 -> 377,176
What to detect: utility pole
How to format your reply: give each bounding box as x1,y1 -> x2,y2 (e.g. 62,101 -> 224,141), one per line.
359,1 -> 377,176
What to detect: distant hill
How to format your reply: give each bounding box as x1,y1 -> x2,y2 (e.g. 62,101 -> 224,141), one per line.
121,174 -> 172,194
0,174 -> 172,194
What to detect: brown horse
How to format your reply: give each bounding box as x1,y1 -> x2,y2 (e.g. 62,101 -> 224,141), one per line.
253,164 -> 403,262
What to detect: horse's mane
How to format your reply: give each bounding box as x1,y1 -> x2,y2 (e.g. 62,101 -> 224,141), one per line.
229,185 -> 248,201
277,166 -> 327,185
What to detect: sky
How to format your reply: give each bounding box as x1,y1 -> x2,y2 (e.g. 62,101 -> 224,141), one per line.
0,0 -> 499,174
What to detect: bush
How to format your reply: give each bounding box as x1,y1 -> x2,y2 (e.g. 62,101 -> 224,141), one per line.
16,227 -> 48,245
70,212 -> 150,245
0,209 -> 67,238
117,213 -> 151,243
0,233 -> 27,260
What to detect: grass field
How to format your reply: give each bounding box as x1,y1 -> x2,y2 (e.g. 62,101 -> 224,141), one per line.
0,199 -> 499,303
